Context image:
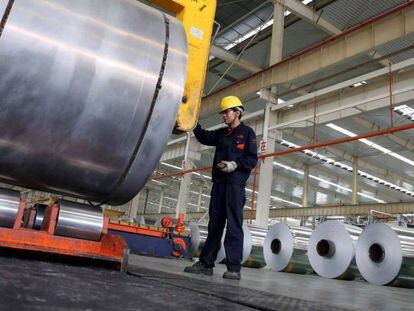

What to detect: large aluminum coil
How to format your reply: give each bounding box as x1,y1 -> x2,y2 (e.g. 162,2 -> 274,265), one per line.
0,0 -> 187,205
355,223 -> 414,288
0,188 -> 20,228
263,223 -> 313,274
55,200 -> 104,241
192,223 -> 252,265
243,225 -> 267,268
308,221 -> 359,280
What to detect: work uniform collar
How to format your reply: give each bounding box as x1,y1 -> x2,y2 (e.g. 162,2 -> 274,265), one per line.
226,122 -> 243,135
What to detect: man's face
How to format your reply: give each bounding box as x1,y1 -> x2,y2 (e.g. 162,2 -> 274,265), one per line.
221,108 -> 239,124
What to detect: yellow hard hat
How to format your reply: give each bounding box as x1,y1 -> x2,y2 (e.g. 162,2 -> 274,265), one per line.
220,96 -> 244,113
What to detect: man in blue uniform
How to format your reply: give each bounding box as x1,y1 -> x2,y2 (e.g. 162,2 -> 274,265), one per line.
184,96 -> 258,280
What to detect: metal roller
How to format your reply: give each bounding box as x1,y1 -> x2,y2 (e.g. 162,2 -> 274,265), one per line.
33,203 -> 48,230
0,188 -> 21,228
0,0 -> 187,205
55,200 -> 104,241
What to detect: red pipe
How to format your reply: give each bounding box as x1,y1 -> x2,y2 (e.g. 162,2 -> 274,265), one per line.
263,123 -> 414,158
204,1 -> 414,101
152,123 -> 414,180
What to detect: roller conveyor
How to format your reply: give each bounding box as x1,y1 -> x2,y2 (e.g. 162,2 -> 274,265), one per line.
0,189 -> 129,271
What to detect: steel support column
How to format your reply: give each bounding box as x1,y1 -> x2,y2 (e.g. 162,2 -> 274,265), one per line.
128,192 -> 141,219
176,134 -> 196,219
255,0 -> 285,228
352,157 -> 359,204
158,190 -> 164,214
196,185 -> 203,212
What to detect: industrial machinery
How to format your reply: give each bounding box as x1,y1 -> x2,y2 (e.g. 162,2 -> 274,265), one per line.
0,0 -> 215,205
108,214 -> 195,259
0,188 -> 128,270
0,0 -> 216,266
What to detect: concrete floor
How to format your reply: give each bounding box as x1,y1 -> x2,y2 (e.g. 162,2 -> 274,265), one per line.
129,254 -> 414,311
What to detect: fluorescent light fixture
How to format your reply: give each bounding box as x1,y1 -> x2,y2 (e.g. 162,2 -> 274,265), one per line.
146,201 -> 172,210
160,161 -> 212,180
327,123 -> 414,167
164,196 -> 178,202
245,187 -> 302,207
394,104 -> 414,121
352,81 -> 367,87
273,161 -> 385,203
189,190 -> 211,198
187,202 -> 207,209
151,179 -> 167,186
280,139 -> 414,197
256,91 -> 286,104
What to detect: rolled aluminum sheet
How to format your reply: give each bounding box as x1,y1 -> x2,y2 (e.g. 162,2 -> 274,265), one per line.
193,224 -> 225,264
188,222 -> 201,258
387,224 -> 414,256
193,223 -> 252,265
55,200 -> 104,241
0,188 -> 21,228
264,223 -> 313,274
308,221 -> 359,280
216,223 -> 252,265
136,216 -> 146,225
33,203 -> 48,230
243,225 -> 268,268
0,0 -> 187,205
356,223 -> 414,287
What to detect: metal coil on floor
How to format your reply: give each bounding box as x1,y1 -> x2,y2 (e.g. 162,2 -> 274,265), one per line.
0,0 -> 187,205
243,225 -> 268,268
191,223 -> 252,265
0,189 -> 21,228
263,223 -> 313,274
55,200 -> 104,241
355,223 -> 414,288
308,221 -> 359,280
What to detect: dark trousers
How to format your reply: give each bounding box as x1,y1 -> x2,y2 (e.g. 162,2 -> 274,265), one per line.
199,182 -> 245,272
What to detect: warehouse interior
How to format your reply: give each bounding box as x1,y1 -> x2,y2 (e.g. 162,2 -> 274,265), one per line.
0,0 -> 414,310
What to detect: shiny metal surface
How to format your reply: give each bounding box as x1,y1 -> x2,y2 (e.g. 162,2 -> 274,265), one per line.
192,223 -> 252,264
0,0 -> 187,204
308,221 -> 358,280
264,223 -> 313,273
0,188 -> 20,228
33,203 -> 47,230
55,200 -> 104,241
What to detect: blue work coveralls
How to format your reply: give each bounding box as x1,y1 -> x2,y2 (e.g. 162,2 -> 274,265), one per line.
193,122 -> 258,272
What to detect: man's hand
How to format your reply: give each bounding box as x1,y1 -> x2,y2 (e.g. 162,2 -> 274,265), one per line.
217,161 -> 237,173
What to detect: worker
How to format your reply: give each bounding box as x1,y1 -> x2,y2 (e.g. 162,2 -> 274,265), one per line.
184,96 -> 258,280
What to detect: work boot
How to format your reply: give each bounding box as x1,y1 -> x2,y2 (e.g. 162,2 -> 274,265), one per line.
184,261 -> 213,276
223,270 -> 241,280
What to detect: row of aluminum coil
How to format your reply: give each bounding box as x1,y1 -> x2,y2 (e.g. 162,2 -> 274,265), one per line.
189,220 -> 414,288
